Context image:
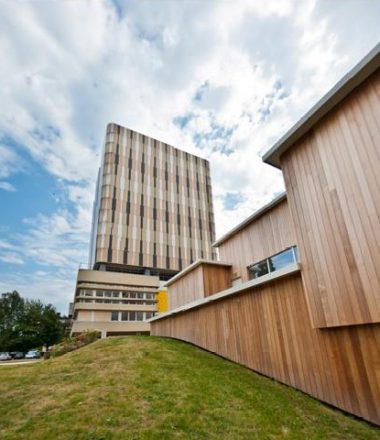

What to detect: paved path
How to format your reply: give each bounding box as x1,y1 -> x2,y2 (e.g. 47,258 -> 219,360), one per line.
0,359 -> 42,366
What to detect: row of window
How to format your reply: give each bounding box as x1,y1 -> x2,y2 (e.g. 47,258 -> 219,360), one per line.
77,299 -> 156,305
248,246 -> 298,280
79,290 -> 155,300
111,311 -> 155,322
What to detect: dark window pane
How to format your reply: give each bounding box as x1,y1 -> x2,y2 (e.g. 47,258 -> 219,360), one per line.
136,312 -> 144,321
111,311 -> 119,321
129,311 -> 136,321
121,312 -> 129,321
249,260 -> 269,279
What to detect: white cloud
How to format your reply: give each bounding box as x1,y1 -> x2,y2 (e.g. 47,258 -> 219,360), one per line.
0,0 -> 379,311
0,240 -> 25,265
0,143 -> 26,181
0,208 -> 89,313
0,269 -> 74,314
0,181 -> 17,192
0,240 -> 18,251
0,253 -> 24,265
19,209 -> 90,268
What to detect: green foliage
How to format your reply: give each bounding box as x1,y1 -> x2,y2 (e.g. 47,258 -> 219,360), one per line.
0,291 -> 25,351
0,291 -> 65,352
50,331 -> 100,358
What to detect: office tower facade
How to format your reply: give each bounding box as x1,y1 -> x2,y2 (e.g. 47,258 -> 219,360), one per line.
89,123 -> 215,277
71,123 -> 216,336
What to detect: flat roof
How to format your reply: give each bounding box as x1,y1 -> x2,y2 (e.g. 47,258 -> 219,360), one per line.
107,122 -> 209,163
76,269 -> 160,287
262,42 -> 380,168
164,259 -> 232,287
213,192 -> 286,247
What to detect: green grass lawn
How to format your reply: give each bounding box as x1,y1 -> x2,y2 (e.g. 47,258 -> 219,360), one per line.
0,336 -> 378,440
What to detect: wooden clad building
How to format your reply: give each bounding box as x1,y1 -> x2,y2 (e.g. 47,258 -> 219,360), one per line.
165,260 -> 232,309
150,44 -> 380,425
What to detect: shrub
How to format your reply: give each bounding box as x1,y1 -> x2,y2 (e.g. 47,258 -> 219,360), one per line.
50,331 -> 101,358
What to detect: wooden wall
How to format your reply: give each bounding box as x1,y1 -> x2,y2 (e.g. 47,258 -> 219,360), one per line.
168,265 -> 204,310
202,264 -> 232,296
168,263 -> 232,309
281,69 -> 380,328
151,274 -> 380,425
218,198 -> 296,282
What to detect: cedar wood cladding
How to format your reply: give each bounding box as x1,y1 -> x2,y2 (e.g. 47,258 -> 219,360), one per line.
168,262 -> 232,310
151,50 -> 380,425
151,274 -> 380,425
93,123 -> 216,271
152,192 -> 380,424
281,68 -> 380,328
217,197 -> 295,283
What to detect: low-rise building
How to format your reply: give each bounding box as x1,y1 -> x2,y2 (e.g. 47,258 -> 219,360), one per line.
71,269 -> 159,337
150,43 -> 380,425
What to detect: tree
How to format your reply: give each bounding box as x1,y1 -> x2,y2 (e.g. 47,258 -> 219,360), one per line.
0,291 -> 25,351
0,291 -> 65,352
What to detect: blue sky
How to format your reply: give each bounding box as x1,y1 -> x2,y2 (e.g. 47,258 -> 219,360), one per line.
0,0 -> 379,313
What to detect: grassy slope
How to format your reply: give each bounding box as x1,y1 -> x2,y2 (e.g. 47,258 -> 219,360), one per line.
0,337 -> 378,440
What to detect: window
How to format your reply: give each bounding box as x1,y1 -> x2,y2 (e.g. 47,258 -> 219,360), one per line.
96,291 -> 103,297
112,291 -> 120,298
104,291 -> 112,297
82,290 -> 93,297
129,311 -> 136,321
249,260 -> 269,279
145,312 -> 153,320
268,247 -> 295,272
248,246 -> 298,280
111,311 -> 119,321
121,311 -> 129,321
136,312 -> 144,321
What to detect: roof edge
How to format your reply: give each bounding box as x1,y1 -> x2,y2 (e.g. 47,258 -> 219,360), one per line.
262,42 -> 380,169
148,262 -> 301,323
213,192 -> 287,248
106,122 -> 210,163
164,259 -> 232,287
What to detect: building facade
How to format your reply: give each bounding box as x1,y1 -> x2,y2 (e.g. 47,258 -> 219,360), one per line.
71,270 -> 159,337
89,123 -> 215,276
150,44 -> 380,425
71,124 -> 216,336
